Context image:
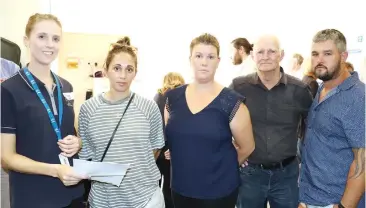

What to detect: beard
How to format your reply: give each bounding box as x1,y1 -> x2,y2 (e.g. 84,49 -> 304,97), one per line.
314,61 -> 341,81
232,53 -> 243,65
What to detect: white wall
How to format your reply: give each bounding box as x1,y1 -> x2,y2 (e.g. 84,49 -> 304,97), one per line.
50,0 -> 365,97
0,0 -> 51,66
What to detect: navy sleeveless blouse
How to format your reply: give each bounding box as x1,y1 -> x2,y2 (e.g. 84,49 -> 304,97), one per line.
165,85 -> 245,199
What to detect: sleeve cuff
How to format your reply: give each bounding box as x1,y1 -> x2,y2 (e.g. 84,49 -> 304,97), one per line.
1,127 -> 16,134
151,138 -> 165,150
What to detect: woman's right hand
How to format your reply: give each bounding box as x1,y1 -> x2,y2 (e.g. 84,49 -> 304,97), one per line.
55,164 -> 88,186
164,150 -> 171,160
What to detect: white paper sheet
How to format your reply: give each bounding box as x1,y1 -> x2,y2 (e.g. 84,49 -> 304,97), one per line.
73,159 -> 130,186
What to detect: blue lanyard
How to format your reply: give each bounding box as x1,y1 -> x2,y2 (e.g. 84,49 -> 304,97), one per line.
24,68 -> 63,140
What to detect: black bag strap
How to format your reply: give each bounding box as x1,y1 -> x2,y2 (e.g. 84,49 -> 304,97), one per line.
100,93 -> 135,162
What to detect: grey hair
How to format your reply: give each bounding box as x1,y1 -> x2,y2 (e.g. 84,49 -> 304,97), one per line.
252,34 -> 283,52
312,29 -> 347,53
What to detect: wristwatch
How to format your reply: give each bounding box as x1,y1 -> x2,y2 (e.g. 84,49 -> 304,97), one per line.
338,203 -> 345,208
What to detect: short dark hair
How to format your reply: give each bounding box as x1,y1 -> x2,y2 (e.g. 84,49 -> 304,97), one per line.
232,38 -> 253,55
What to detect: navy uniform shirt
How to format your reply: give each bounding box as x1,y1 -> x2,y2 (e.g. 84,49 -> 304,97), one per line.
1,69 -> 84,208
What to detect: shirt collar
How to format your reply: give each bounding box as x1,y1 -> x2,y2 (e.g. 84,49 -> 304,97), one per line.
338,71 -> 360,91
249,67 -> 288,85
19,68 -> 64,91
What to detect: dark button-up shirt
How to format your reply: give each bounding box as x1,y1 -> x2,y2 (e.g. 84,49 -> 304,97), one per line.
230,69 -> 313,163
299,72 -> 365,207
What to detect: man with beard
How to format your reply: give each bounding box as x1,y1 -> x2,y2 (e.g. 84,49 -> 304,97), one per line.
299,29 -> 365,208
218,38 -> 257,86
230,35 -> 313,208
230,38 -> 257,77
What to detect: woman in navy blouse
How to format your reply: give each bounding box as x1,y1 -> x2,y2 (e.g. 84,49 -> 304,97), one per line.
164,33 -> 255,208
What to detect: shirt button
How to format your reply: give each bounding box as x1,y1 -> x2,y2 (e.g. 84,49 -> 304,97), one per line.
268,137 -> 270,140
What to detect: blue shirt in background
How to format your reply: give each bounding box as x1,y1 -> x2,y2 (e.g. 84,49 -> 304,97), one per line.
1,58 -> 20,80
299,72 -> 365,207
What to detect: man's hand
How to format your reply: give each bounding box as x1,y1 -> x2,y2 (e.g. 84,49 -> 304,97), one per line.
57,135 -> 82,157
55,164 -> 88,186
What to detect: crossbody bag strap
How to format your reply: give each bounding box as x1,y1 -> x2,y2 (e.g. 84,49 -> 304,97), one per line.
100,93 -> 135,162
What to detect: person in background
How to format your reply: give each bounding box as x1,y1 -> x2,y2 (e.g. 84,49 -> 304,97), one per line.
218,37 -> 257,86
154,72 -> 185,208
1,13 -> 86,208
344,61 -> 354,72
299,29 -> 365,208
230,37 -> 257,77
296,58 -> 320,163
1,58 -> 21,208
0,58 -> 20,82
230,34 -> 313,208
302,58 -> 319,98
78,37 -> 165,208
289,53 -> 304,80
164,33 -> 255,208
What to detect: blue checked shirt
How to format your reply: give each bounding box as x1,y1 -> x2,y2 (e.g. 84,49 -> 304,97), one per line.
299,72 -> 365,207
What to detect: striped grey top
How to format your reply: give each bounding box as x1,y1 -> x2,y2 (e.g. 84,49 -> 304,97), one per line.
78,93 -> 164,208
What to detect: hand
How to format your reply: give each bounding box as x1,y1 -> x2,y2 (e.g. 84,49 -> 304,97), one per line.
164,150 -> 171,160
55,164 -> 88,186
240,160 -> 249,168
333,205 -> 339,208
233,140 -> 249,167
298,203 -> 307,208
232,140 -> 239,150
58,135 -> 82,157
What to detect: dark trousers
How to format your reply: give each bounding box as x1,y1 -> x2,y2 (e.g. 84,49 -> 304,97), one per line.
237,158 -> 299,208
172,188 -> 238,208
156,151 -> 174,208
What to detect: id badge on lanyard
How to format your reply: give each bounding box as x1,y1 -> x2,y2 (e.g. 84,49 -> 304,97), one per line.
24,68 -> 63,140
24,69 -> 69,165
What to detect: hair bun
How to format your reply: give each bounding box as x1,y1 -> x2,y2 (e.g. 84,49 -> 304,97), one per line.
117,36 -> 131,46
